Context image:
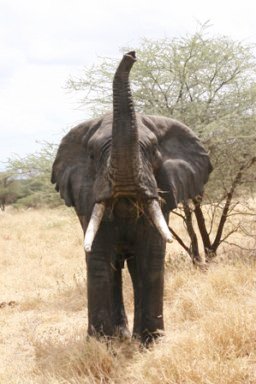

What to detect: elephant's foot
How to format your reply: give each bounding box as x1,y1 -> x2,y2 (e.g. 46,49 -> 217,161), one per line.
114,325 -> 131,340
132,328 -> 164,347
141,328 -> 164,346
87,322 -> 115,340
88,323 -> 130,341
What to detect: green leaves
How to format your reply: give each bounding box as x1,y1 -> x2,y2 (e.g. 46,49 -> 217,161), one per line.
4,142 -> 61,208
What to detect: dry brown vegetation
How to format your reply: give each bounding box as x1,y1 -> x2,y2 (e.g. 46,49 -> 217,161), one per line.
1,207 -> 256,383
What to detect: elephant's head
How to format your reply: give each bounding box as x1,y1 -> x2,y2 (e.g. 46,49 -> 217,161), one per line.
52,51 -> 212,251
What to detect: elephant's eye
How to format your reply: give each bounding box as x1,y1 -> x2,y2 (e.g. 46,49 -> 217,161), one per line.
89,152 -> 94,160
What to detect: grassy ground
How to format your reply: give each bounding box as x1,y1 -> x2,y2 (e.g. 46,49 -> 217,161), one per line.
1,207 -> 256,383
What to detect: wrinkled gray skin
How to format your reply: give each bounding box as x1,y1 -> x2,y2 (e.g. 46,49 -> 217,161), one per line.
52,51 -> 212,344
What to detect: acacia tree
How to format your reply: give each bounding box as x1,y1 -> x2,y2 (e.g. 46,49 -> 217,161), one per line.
6,142 -> 61,208
0,172 -> 24,210
67,27 -> 256,262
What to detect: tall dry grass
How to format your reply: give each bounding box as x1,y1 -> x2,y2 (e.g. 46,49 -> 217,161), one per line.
1,207 -> 256,383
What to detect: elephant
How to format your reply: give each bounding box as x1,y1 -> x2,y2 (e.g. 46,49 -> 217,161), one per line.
51,51 -> 212,344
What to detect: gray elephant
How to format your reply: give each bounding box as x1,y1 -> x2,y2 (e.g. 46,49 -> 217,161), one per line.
51,51 -> 212,344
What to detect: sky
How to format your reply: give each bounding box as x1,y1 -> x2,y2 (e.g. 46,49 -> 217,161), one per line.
1,0 -> 256,169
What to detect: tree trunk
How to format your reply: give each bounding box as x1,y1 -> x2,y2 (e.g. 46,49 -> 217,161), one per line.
183,203 -> 202,264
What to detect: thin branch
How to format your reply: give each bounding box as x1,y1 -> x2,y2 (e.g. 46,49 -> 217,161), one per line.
218,225 -> 241,245
168,226 -> 190,254
222,240 -> 256,252
212,156 -> 256,252
171,210 -> 186,220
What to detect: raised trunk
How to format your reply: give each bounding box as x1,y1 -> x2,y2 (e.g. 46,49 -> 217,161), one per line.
109,51 -> 141,196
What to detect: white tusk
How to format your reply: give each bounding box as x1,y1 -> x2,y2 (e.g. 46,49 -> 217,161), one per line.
147,200 -> 173,243
84,202 -> 106,253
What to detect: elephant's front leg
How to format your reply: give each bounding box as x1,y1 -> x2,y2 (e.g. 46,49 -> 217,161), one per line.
86,222 -> 115,337
86,222 -> 129,338
141,241 -> 165,345
129,221 -> 166,344
86,253 -> 113,337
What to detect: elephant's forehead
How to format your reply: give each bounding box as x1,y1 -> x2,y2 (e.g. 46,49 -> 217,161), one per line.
89,119 -> 112,145
138,125 -> 157,143
97,122 -> 112,140
90,114 -> 157,146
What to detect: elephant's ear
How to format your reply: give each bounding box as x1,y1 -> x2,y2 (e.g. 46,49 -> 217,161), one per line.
51,117 -> 102,214
143,115 -> 213,210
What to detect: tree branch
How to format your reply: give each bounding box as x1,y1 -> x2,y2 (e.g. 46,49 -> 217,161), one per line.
212,156 -> 256,252
183,202 -> 201,262
192,198 -> 212,251
168,226 -> 190,254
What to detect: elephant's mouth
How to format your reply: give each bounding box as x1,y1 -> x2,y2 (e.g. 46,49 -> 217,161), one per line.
111,197 -> 143,220
84,197 -> 173,253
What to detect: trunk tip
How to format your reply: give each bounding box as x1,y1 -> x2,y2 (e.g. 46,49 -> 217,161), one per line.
125,51 -> 136,61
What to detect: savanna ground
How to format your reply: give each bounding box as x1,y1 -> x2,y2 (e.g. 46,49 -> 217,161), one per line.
1,206 -> 256,384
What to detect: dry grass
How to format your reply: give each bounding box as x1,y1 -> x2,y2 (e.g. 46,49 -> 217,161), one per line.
1,207 -> 256,383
